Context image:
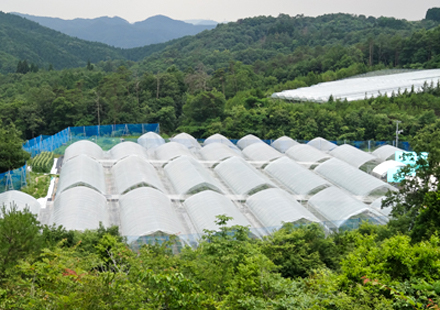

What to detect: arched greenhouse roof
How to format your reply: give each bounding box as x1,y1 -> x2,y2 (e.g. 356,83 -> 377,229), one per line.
372,160 -> 405,179
204,133 -> 238,150
154,142 -> 193,161
137,132 -> 165,150
237,134 -> 264,150
109,141 -> 148,161
52,186 -> 109,231
111,155 -> 165,195
242,142 -> 283,162
0,190 -> 41,216
307,137 -> 338,152
171,133 -> 201,150
246,188 -> 319,230
199,143 -> 243,162
64,140 -> 104,163
285,144 -> 331,168
372,145 -> 403,162
329,144 -> 380,171
271,136 -> 299,153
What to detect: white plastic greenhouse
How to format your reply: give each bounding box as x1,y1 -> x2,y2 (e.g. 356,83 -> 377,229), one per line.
285,144 -> 331,168
109,141 -> 148,161
372,160 -> 406,180
111,155 -> 165,194
171,133 -> 201,150
137,132 -> 165,150
184,190 -> 252,235
214,156 -> 275,196
119,187 -> 186,243
246,188 -> 319,230
307,137 -> 338,152
271,136 -> 299,153
315,158 -> 396,198
56,154 -> 106,196
154,142 -> 193,161
52,186 -> 109,231
372,145 -> 403,162
271,69 -> 440,102
63,140 -> 104,163
237,134 -> 264,150
0,190 -> 41,216
329,144 -> 380,171
199,143 -> 243,162
264,157 -> 330,196
242,142 -> 283,163
165,155 -> 224,195
370,196 -> 393,217
307,187 -> 385,229
204,133 -> 238,150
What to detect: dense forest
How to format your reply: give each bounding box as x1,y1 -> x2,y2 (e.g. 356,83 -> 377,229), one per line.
1,8 -> 440,310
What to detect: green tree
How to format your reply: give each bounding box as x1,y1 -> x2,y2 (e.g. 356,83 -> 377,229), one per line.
0,121 -> 30,173
183,90 -> 225,123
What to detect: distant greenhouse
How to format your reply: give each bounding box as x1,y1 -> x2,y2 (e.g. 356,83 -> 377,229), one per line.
271,69 -> 440,102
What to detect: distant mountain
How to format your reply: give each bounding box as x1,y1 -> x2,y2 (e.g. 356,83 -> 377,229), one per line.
184,19 -> 218,26
0,12 -> 171,73
13,13 -> 216,48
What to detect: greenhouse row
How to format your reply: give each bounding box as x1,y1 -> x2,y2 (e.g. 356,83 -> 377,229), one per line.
0,132 -> 406,245
271,69 -> 440,102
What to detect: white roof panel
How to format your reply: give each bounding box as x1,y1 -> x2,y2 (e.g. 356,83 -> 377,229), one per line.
0,190 -> 41,216
271,136 -> 299,153
64,140 -> 104,163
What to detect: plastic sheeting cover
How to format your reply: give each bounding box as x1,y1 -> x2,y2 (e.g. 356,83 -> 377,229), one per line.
119,187 -> 185,238
265,157 -> 330,196
329,144 -> 379,169
165,155 -> 223,195
154,142 -> 193,161
307,137 -> 338,152
137,132 -> 165,150
204,133 -> 238,150
242,142 -> 283,162
372,145 -> 403,162
271,69 -> 440,102
372,160 -> 406,179
271,136 -> 299,153
112,155 -> 165,194
57,154 -> 106,196
110,141 -> 148,161
214,156 -> 275,195
171,133 -> 201,150
237,134 -> 264,150
246,188 -> 319,229
52,186 -> 109,231
370,196 -> 393,217
285,144 -> 331,168
307,187 -> 383,228
184,190 -> 251,234
315,158 -> 396,197
200,143 -> 242,162
64,140 -> 104,163
0,190 -> 41,216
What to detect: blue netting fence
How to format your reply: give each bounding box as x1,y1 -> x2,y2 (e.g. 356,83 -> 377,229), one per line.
0,165 -> 27,193
23,123 -> 160,157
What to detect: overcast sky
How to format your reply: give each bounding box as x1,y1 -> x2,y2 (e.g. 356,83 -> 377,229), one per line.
2,0 -> 439,23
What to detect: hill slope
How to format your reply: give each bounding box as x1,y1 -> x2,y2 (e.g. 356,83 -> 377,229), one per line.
13,13 -> 216,48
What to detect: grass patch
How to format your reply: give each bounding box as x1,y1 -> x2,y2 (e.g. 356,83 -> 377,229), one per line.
21,172 -> 53,199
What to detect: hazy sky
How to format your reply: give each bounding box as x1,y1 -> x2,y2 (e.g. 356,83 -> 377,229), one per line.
2,0 -> 439,23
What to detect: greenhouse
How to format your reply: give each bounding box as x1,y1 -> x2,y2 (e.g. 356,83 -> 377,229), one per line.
199,143 -> 243,162
372,145 -> 403,162
109,141 -> 148,161
370,196 -> 393,217
111,155 -> 165,195
315,158 -> 396,198
0,190 -> 41,216
119,187 -> 186,244
214,156 -> 275,196
285,144 -> 331,168
372,160 -> 406,180
271,136 -> 299,153
204,133 -> 239,150
329,144 -> 380,172
242,142 -> 284,163
52,186 -> 109,231
307,137 -> 338,152
137,132 -> 165,150
264,157 -> 330,196
164,155 -> 224,195
307,187 -> 385,229
271,69 -> 440,102
171,133 -> 201,150
237,134 -> 264,150
63,140 -> 104,163
184,190 -> 253,236
246,188 -> 319,231
56,154 -> 106,196
154,142 -> 193,162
